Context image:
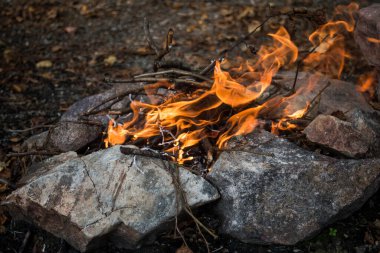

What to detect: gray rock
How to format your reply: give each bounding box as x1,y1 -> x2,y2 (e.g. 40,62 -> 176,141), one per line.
207,130 -> 380,245
346,109 -> 380,157
303,114 -> 376,158
45,83 -> 146,152
354,4 -> 380,68
6,146 -> 219,252
270,72 -> 373,118
354,4 -> 380,101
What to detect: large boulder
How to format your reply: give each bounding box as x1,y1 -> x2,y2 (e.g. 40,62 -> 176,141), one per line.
6,146 -> 219,252
207,130 -> 380,245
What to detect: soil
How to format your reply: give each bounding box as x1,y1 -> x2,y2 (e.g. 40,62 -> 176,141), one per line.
1,0 -> 380,252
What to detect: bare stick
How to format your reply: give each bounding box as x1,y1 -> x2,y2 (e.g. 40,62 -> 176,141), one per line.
144,17 -> 160,56
6,124 -> 55,133
302,81 -> 331,118
84,84 -> 146,115
120,146 -> 173,161
134,69 -> 212,82
289,34 -> 330,94
59,120 -> 103,126
0,177 -> 16,189
217,148 -> 274,157
18,230 -> 31,253
109,77 -> 211,89
7,151 -> 61,157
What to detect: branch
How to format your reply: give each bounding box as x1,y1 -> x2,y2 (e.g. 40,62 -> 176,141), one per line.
7,151 -> 61,157
120,146 -> 173,161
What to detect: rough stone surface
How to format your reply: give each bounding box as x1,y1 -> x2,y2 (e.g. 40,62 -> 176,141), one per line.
346,109 -> 380,157
207,130 -> 380,245
6,146 -> 219,252
271,72 -> 374,118
303,114 -> 376,158
354,4 -> 380,68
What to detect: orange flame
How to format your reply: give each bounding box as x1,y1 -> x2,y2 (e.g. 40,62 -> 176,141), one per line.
303,3 -> 358,78
356,70 -> 377,98
104,3 -> 364,164
367,37 -> 380,44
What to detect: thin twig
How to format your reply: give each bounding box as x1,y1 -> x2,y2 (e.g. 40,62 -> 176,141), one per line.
18,230 -> 31,253
302,81 -> 331,118
289,34 -> 330,94
7,151 -> 61,157
134,69 -> 212,82
59,120 -> 104,126
120,146 -> 173,161
5,124 -> 55,133
144,17 -> 160,56
216,148 -> 274,157
84,84 -> 146,115
0,177 -> 16,190
108,77 -> 211,89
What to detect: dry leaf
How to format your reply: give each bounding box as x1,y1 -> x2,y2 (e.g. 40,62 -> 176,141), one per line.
36,60 -> 53,68
248,20 -> 262,33
176,245 -> 193,253
40,72 -> 53,79
80,5 -> 89,15
104,55 -> 117,66
51,45 -> 62,52
9,136 -> 22,143
364,231 -> 375,244
64,26 -> 77,34
47,8 -> 58,19
11,84 -> 26,93
3,48 -> 13,63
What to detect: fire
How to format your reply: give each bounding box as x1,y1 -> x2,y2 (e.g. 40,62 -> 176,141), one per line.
357,70 -> 377,99
303,3 -> 358,78
367,37 -> 380,44
104,3 -> 364,164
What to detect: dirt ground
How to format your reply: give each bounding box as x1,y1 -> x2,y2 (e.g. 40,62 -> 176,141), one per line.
1,0 -> 380,252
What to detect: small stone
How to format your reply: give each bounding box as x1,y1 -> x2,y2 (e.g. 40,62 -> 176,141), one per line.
303,114 -> 376,158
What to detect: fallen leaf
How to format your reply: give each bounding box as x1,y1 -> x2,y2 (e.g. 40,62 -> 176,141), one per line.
9,136 -> 22,143
248,20 -> 262,33
40,72 -> 53,79
104,55 -> 117,66
64,26 -> 77,34
364,230 -> 375,244
36,60 -> 53,68
80,5 -> 89,15
3,48 -> 14,63
11,84 -> 26,93
51,45 -> 62,52
47,8 -> 58,19
176,245 -> 193,253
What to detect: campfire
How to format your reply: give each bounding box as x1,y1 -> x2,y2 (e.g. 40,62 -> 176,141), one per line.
3,2 -> 380,252
93,3 -> 375,166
